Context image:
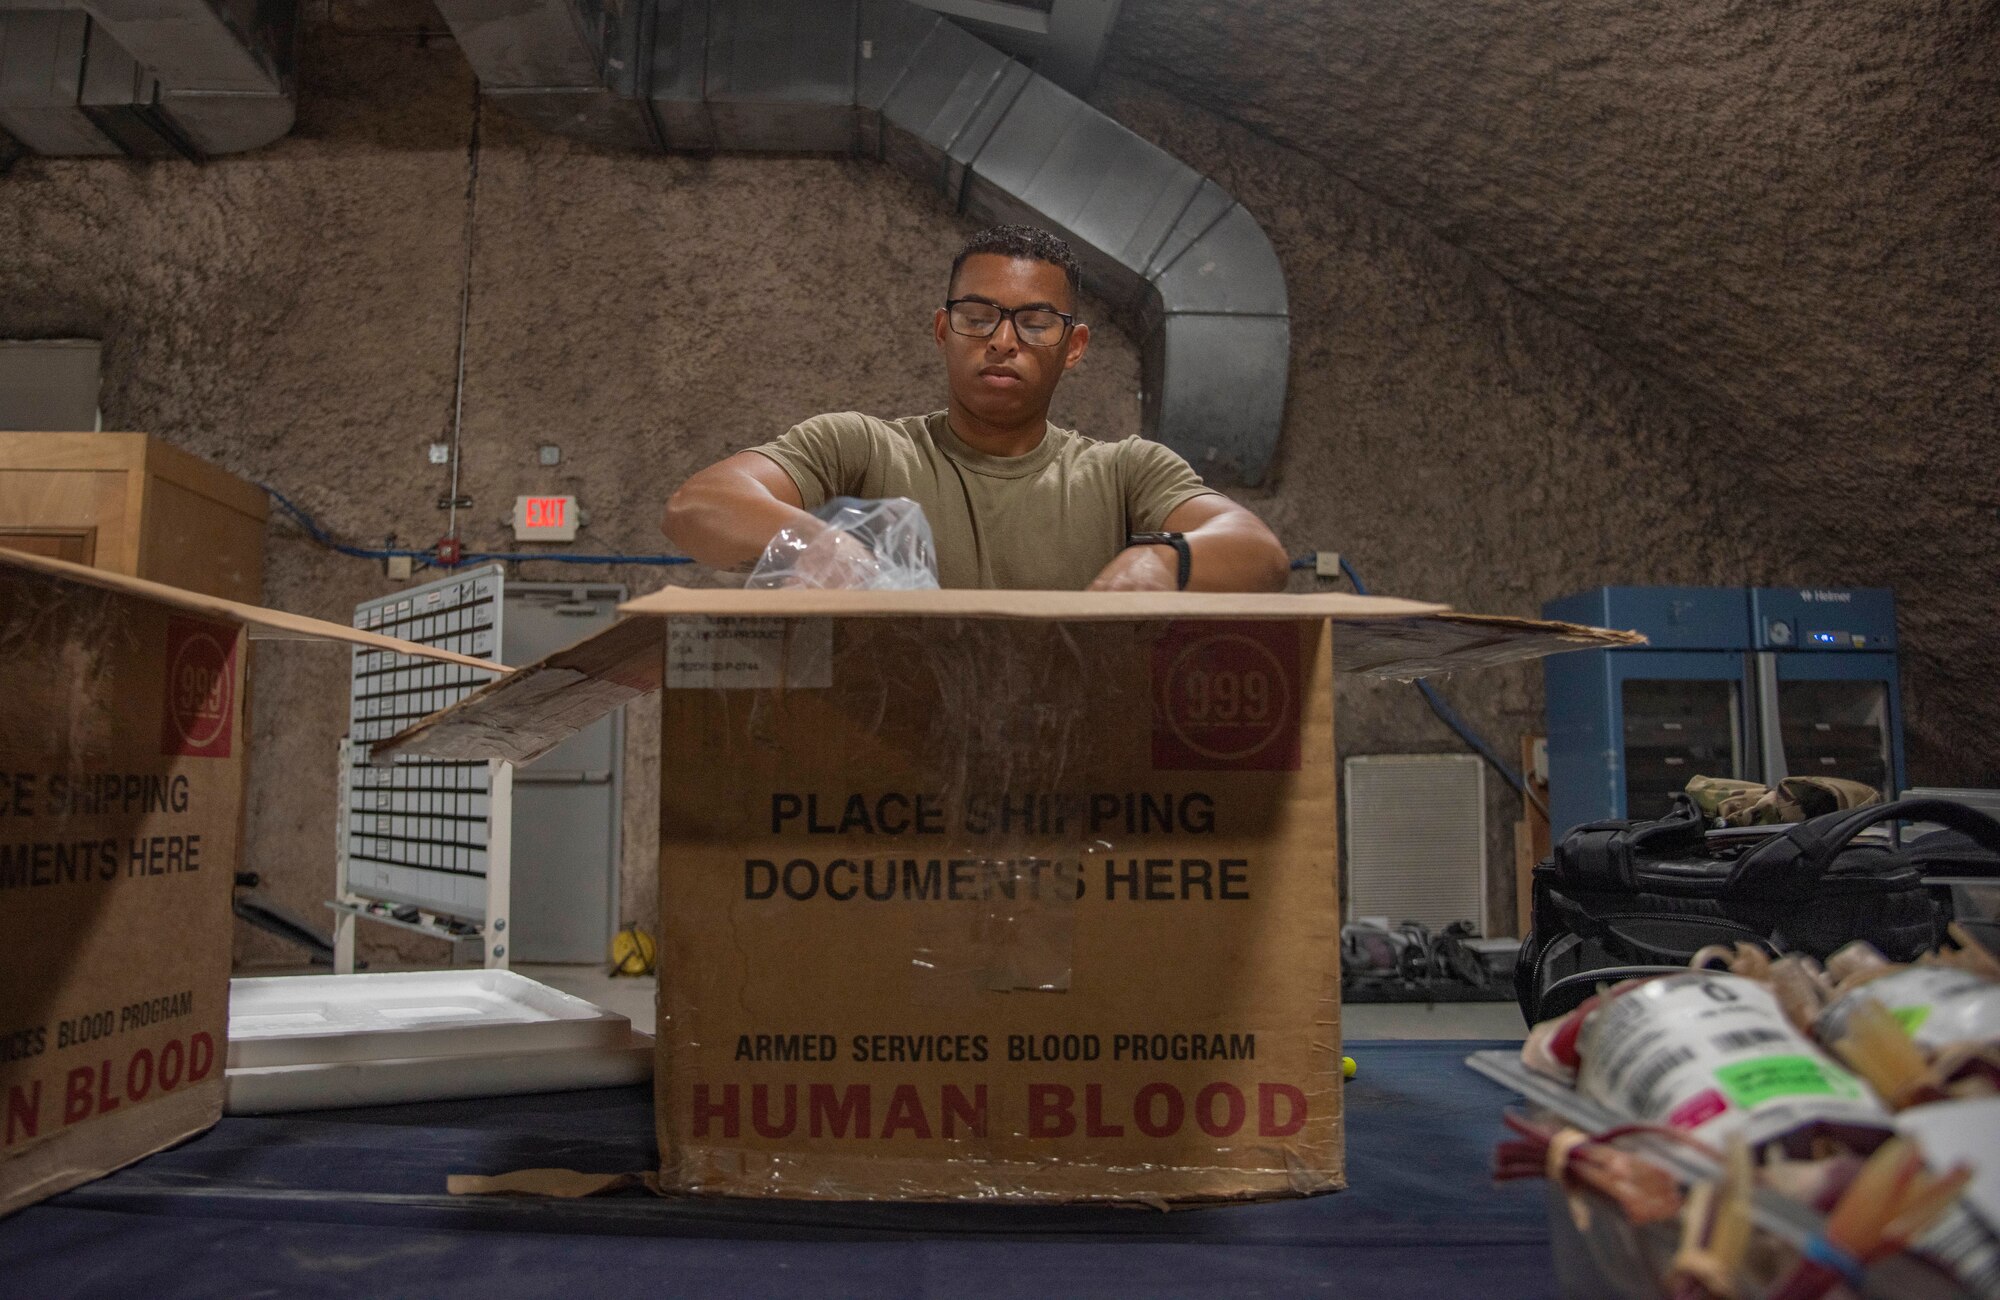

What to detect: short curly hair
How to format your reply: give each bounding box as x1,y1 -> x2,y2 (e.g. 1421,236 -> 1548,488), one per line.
948,225 -> 1082,304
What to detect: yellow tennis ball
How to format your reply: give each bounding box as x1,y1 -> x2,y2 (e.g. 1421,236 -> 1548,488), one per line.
610,926 -> 656,976
1342,1055 -> 1358,1079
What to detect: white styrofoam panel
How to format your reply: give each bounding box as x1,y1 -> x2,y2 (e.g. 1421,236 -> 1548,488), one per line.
227,970 -> 631,1068
225,1028 -> 654,1114
1344,753 -> 1487,930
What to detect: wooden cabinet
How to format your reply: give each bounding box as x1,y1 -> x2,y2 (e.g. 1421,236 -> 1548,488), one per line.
0,433 -> 269,602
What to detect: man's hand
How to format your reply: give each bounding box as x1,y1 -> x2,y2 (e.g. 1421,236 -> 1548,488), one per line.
766,520 -> 882,589
1087,543 -> 1179,592
1086,496 -> 1290,593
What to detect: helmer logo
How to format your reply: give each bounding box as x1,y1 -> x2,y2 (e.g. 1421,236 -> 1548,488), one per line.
1800,590 -> 1853,603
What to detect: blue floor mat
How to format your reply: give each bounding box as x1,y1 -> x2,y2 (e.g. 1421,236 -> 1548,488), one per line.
0,1039 -> 1555,1298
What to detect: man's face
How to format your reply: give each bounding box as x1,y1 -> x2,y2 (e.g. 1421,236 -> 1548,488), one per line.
934,254 -> 1090,429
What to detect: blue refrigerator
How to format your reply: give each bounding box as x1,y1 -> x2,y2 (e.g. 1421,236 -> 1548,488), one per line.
1542,586 -> 1905,838
1543,587 -> 1757,839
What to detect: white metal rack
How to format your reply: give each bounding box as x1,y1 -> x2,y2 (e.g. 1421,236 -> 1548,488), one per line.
330,566 -> 514,971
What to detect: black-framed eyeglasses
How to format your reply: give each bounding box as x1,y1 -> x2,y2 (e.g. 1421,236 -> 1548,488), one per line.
944,298 -> 1076,347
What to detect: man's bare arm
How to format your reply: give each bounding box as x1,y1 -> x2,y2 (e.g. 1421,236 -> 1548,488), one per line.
662,452 -> 814,570
1087,494 -> 1290,593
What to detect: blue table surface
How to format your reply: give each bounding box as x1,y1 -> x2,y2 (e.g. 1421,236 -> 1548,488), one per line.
0,1040 -> 1555,1299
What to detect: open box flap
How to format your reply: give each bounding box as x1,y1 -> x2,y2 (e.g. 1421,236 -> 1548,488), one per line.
0,547 -> 512,675
368,615 -> 663,765
371,585 -> 1641,767
613,586 -> 1449,621
1336,611 -> 1645,679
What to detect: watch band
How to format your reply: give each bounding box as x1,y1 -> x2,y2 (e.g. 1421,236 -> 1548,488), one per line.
1125,532 -> 1191,591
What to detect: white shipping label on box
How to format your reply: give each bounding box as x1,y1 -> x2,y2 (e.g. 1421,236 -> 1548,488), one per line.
667,617 -> 830,690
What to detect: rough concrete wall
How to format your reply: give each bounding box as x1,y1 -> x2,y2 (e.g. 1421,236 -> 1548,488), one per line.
1090,76 -> 1773,928
1,31 -> 476,967
0,22 -> 1144,968
3,9 -> 1822,957
1107,0 -> 2000,787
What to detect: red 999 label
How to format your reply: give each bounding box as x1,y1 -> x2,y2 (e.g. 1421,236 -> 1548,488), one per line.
160,615 -> 238,758
1151,621 -> 1301,771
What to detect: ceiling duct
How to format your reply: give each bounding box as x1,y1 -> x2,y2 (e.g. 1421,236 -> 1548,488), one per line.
0,0 -> 293,159
429,0 -> 1290,486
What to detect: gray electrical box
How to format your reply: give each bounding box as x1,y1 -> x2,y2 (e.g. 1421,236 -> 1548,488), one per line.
0,339 -> 100,431
503,581 -> 625,964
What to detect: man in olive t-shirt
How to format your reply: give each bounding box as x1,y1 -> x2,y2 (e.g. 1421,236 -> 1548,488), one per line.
662,226 -> 1289,593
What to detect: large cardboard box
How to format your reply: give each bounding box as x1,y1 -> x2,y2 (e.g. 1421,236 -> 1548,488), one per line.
380,588 -> 1637,1203
0,549 -> 503,1216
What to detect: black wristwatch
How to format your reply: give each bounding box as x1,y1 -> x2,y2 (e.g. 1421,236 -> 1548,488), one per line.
1125,532 -> 1191,591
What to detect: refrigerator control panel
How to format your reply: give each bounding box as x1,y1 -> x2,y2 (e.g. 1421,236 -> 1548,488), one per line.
1751,587 -> 1897,651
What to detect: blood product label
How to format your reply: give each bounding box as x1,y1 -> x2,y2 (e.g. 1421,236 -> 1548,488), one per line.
1577,973 -> 1888,1149
1816,967 -> 2000,1053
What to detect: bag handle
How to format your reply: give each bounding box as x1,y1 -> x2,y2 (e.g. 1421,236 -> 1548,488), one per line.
1554,795 -> 1708,891
1725,797 -> 2000,900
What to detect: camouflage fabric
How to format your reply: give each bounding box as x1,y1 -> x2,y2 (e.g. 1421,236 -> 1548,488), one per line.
1684,774 -> 1881,826
1685,776 -> 1767,819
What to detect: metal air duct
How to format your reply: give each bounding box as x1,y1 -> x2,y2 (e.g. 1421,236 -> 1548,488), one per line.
429,0 -> 1290,486
0,0 -> 293,159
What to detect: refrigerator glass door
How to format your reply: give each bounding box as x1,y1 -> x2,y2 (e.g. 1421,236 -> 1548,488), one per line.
1774,679 -> 1893,792
1619,678 -> 1744,821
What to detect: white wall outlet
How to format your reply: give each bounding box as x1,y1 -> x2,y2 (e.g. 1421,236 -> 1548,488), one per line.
1313,551 -> 1342,578
428,443 -> 450,465
386,555 -> 414,581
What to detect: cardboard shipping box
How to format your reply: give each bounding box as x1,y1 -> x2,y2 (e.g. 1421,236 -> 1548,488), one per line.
0,549 -> 504,1216
379,587 -> 1639,1203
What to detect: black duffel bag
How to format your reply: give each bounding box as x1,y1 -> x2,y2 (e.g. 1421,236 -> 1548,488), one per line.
1514,796 -> 2000,1024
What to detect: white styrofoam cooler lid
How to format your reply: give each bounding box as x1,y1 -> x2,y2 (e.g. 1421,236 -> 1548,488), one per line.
225,1028 -> 655,1115
227,969 -> 634,1068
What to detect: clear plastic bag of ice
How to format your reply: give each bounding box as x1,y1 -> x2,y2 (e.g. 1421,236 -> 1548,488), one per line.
745,496 -> 940,591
